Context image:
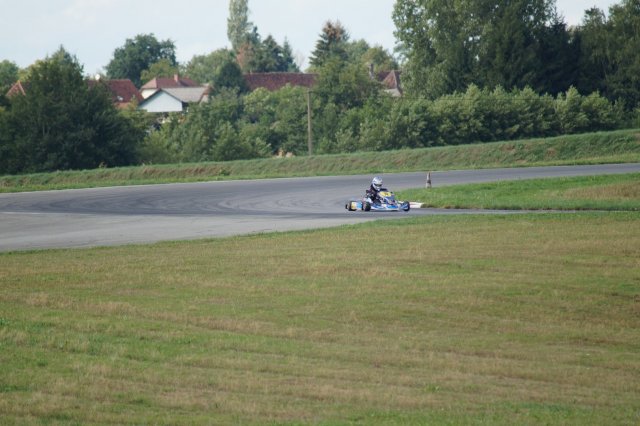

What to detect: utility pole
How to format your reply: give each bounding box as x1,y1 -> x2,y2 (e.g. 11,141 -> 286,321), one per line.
306,89 -> 313,156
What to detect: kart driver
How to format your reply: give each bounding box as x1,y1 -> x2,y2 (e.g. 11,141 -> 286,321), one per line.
366,176 -> 383,203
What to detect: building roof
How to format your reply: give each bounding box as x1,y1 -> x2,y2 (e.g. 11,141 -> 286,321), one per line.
138,86 -> 211,113
106,79 -> 144,105
162,86 -> 211,103
89,79 -> 143,108
140,74 -> 199,90
6,81 -> 28,97
242,70 -> 401,95
380,70 -> 402,96
243,73 -> 317,92
7,78 -> 143,107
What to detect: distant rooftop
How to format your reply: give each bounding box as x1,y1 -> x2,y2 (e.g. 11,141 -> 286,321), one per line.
141,74 -> 199,90
243,73 -> 318,92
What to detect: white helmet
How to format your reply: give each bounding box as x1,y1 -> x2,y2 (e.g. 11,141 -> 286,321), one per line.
372,176 -> 383,191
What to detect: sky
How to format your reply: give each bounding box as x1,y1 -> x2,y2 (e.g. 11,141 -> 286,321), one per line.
0,0 -> 622,76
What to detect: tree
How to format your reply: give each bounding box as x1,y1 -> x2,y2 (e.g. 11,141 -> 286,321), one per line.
281,39 -> 300,72
140,58 -> 180,85
4,47 -> 143,174
478,1 -> 544,90
536,14 -> 578,95
344,39 -> 370,64
227,0 -> 253,51
184,49 -> 236,84
575,1 -> 640,109
393,0 -> 477,98
604,0 -> 640,109
150,89 -> 269,163
227,0 -> 299,73
314,58 -> 381,112
257,36 -> 300,72
360,46 -> 399,74
0,60 -> 19,95
237,34 -> 301,73
243,86 -> 308,154
308,21 -> 350,70
0,103 -> 15,172
393,0 -> 562,98
576,7 -> 610,96
106,34 -> 177,87
212,60 -> 247,93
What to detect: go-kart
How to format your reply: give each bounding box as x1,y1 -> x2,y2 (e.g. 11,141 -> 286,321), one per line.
345,189 -> 410,212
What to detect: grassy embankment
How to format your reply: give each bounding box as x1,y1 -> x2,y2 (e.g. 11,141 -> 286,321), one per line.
1,129 -> 639,192
399,173 -> 640,211
1,212 -> 639,424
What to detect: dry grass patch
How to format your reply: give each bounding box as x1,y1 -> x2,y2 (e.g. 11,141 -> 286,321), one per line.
563,180 -> 640,200
0,213 -> 639,424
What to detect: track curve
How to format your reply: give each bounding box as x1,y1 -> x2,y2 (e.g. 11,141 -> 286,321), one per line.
1,163 -> 638,251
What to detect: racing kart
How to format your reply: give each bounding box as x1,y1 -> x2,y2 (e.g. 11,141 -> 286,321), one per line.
345,189 -> 410,212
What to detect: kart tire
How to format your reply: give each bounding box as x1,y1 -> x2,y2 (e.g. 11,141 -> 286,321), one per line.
363,201 -> 371,212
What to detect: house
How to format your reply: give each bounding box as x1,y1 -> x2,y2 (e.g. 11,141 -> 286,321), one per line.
378,70 -> 402,97
6,81 -> 28,97
6,78 -> 143,108
140,74 -> 199,99
243,73 -> 317,92
88,78 -> 143,108
138,86 -> 211,113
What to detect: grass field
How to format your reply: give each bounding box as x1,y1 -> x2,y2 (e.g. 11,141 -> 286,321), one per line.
1,213 -> 639,424
1,129 -> 639,193
399,173 -> 640,211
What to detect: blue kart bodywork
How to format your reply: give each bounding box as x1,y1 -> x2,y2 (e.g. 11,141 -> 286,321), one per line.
345,190 -> 410,212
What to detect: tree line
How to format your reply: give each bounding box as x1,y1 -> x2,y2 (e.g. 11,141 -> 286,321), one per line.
141,82 -> 623,164
1,0 -> 639,175
394,0 -> 640,108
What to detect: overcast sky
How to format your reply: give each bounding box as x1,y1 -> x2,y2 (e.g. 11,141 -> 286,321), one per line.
0,0 -> 621,76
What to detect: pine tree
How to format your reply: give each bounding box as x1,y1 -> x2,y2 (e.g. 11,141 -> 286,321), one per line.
309,21 -> 350,70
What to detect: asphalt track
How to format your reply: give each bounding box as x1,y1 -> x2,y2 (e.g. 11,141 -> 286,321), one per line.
1,163 -> 638,251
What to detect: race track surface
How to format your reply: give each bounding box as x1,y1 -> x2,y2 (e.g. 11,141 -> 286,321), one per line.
1,163 -> 638,251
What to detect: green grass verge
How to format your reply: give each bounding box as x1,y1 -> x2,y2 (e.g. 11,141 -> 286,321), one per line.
1,129 -> 639,192
1,213 -> 639,424
399,173 -> 640,211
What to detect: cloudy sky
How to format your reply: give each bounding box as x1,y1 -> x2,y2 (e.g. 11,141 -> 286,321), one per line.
1,0 -> 621,75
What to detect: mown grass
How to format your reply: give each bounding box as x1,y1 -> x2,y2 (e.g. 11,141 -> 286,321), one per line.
399,173 -> 640,211
1,129 -> 639,192
1,213 -> 639,424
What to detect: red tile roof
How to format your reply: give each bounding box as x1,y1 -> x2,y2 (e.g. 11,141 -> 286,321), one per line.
380,70 -> 402,93
105,79 -> 142,107
8,78 -> 142,108
243,73 -> 317,92
89,79 -> 143,108
6,81 -> 28,97
141,74 -> 199,90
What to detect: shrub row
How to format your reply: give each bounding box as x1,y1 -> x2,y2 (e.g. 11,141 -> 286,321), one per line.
141,85 -> 629,164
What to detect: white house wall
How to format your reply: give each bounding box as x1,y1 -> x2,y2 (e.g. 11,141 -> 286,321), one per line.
140,88 -> 158,99
139,92 -> 184,113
